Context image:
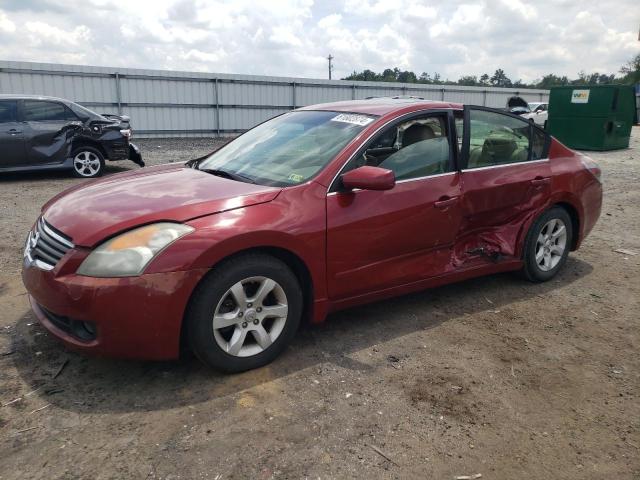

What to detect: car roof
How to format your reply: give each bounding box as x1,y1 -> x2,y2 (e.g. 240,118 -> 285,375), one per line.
0,94 -> 72,103
299,97 -> 463,116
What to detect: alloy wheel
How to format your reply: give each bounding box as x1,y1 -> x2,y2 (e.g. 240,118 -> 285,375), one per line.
535,218 -> 567,271
73,151 -> 101,177
212,276 -> 288,357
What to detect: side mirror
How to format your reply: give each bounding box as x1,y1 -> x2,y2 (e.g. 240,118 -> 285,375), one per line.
341,166 -> 395,191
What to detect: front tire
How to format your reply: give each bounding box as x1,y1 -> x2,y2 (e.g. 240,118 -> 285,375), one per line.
521,207 -> 573,282
186,254 -> 303,373
71,146 -> 105,178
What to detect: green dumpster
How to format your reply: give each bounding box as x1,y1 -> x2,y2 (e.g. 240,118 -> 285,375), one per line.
546,85 -> 635,150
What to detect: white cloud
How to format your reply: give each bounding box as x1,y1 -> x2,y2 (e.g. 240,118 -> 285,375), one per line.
25,21 -> 90,49
318,13 -> 342,28
0,11 -> 15,33
269,26 -> 303,48
0,0 -> 637,83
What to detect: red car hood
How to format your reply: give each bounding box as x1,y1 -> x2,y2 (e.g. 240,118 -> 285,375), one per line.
42,164 -> 281,247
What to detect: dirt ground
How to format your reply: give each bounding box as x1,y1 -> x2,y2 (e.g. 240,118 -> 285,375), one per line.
0,131 -> 638,480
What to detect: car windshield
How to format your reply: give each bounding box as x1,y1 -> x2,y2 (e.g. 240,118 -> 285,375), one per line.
197,110 -> 376,187
528,103 -> 541,111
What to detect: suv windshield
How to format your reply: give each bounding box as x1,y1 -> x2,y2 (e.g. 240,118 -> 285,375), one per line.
197,110 -> 376,187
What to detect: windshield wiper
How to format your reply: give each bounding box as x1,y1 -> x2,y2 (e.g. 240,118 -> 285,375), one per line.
199,168 -> 255,184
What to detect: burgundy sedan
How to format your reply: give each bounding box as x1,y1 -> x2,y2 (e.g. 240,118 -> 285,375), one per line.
22,98 -> 602,372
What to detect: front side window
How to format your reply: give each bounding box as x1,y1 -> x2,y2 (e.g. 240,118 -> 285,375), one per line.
0,100 -> 17,123
344,114 -> 452,181
467,109 -> 531,168
23,100 -> 77,122
197,110 -> 375,187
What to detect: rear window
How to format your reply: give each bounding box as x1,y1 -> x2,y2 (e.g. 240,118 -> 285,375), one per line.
24,100 -> 77,122
0,100 -> 17,123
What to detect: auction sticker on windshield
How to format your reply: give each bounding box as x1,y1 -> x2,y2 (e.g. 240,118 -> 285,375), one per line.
331,113 -> 375,126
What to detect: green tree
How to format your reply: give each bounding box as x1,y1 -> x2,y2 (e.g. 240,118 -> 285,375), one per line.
536,74 -> 569,89
343,69 -> 379,81
381,68 -> 399,82
418,72 -> 432,83
490,69 -> 512,87
619,53 -> 640,84
457,75 -> 478,86
341,64 -> 625,89
397,70 -> 417,83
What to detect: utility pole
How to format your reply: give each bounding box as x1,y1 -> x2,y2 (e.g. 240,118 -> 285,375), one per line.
327,54 -> 333,80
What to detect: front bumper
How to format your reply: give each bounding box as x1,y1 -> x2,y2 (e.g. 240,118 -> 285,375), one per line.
22,261 -> 207,360
103,139 -> 130,160
128,143 -> 145,166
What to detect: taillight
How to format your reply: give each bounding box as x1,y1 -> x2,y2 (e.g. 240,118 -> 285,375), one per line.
581,156 -> 601,183
119,128 -> 132,141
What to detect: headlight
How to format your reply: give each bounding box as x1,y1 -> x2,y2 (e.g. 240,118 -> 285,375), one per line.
77,222 -> 194,277
120,128 -> 132,139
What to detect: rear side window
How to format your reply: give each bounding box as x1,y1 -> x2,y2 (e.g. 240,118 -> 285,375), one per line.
24,100 -> 77,122
531,127 -> 549,160
467,109 -> 530,169
0,101 -> 17,123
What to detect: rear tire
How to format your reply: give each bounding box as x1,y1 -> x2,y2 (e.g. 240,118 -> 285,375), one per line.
71,146 -> 105,178
521,207 -> 573,282
186,254 -> 302,373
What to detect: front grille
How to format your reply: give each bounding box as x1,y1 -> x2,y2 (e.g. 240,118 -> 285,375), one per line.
26,218 -> 74,270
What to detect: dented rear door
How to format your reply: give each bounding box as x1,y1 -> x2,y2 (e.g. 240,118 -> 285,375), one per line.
456,106 -> 552,263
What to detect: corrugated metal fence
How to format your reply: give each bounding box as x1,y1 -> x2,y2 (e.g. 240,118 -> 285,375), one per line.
0,60 -> 550,137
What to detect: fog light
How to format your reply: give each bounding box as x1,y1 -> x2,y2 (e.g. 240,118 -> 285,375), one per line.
82,321 -> 97,337
70,320 -> 97,341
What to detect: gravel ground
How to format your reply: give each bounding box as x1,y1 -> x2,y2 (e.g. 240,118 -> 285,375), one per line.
0,131 -> 638,479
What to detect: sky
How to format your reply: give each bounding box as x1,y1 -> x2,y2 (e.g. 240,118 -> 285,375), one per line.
0,0 -> 638,83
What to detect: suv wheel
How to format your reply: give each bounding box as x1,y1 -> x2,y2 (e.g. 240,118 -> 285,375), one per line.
186,254 -> 303,372
522,206 -> 573,282
71,147 -> 105,178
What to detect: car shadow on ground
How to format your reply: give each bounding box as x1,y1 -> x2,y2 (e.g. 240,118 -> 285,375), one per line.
10,257 -> 593,414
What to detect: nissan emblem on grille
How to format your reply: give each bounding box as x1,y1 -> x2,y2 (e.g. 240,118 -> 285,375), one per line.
24,218 -> 74,271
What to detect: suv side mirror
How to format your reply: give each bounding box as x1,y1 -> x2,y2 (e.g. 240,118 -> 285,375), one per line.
341,166 -> 395,191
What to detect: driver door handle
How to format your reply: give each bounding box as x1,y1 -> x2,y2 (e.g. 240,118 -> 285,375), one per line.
434,196 -> 459,209
531,176 -> 551,186
7,129 -> 22,135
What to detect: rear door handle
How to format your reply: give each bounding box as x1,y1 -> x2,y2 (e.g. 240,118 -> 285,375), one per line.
434,196 -> 459,209
7,129 -> 22,135
531,177 -> 551,186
